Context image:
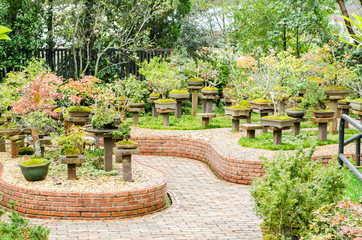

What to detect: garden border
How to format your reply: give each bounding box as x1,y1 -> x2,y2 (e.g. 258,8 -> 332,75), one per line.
0,161 -> 167,220
132,136 -> 362,185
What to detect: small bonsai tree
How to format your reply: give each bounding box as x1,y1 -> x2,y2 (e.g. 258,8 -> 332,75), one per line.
139,56 -> 180,99
112,120 -> 135,145
55,126 -> 85,155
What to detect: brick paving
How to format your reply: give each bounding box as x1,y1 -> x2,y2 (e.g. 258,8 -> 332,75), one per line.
33,155 -> 262,240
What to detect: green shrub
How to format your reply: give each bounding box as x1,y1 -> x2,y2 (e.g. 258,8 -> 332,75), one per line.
21,158 -> 49,166
66,106 -> 92,112
251,148 -> 346,239
18,147 -> 35,156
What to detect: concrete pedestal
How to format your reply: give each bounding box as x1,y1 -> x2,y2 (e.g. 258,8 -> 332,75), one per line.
188,86 -> 203,117
311,117 -> 334,141
128,108 -> 144,125
147,98 -> 160,118
170,98 -> 189,119
156,109 -> 175,126
60,155 -> 86,180
268,126 -> 290,145
9,135 -> 25,158
292,118 -> 307,136
240,124 -> 263,139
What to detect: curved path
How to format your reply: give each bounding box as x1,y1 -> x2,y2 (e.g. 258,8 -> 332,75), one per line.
33,155 -> 262,240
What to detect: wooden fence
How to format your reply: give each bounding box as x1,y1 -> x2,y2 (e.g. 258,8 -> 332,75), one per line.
2,48 -> 172,80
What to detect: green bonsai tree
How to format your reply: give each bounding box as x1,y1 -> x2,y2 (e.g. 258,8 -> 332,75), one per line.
139,56 -> 180,99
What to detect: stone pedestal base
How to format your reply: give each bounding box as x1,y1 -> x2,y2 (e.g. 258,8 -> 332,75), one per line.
311,117 -> 334,141
60,155 -> 86,180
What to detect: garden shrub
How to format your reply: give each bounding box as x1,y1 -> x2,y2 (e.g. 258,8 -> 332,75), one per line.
251,147 -> 346,239
302,197 -> 362,239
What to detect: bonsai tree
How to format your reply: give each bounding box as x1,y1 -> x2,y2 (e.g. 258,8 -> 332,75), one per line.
0,26 -> 11,40
20,111 -> 57,136
300,81 -> 327,112
139,56 -> 180,100
112,120 -> 134,145
55,126 -> 85,155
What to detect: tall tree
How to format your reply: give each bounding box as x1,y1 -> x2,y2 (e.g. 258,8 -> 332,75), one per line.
336,0 -> 357,44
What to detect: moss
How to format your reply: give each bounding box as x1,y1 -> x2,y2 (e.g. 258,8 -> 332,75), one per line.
66,106 -> 92,112
170,89 -> 189,94
290,97 -> 303,101
53,107 -> 63,112
223,88 -> 231,90
239,100 -> 251,107
63,112 -> 69,119
188,78 -> 203,82
313,109 -> 334,113
251,98 -> 273,103
64,148 -> 80,155
352,98 -> 362,103
116,140 -> 137,145
287,107 -> 303,111
150,93 -> 160,97
262,115 -> 293,120
324,86 -> 349,91
155,99 -> 176,103
307,77 -> 325,83
339,99 -> 350,103
21,158 -> 49,166
18,147 -> 35,156
229,105 -> 248,110
202,87 -> 218,91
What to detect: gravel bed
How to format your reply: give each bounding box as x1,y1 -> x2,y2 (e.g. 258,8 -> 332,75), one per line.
0,153 -> 165,193
132,127 -> 360,161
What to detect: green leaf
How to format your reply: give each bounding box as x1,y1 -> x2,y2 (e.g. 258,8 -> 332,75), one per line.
0,26 -> 11,34
0,34 -> 10,40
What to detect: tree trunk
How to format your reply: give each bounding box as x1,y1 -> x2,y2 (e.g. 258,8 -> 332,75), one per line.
336,0 -> 357,44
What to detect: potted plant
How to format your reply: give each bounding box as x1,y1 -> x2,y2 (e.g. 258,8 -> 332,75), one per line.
56,126 -> 85,157
286,107 -> 306,118
66,106 -> 92,118
201,86 -> 218,96
300,81 -> 329,117
249,98 -> 274,110
169,89 -> 190,99
19,158 -> 51,181
350,98 -> 362,111
20,111 -> 57,137
224,101 -> 251,117
186,77 -> 204,86
154,99 -> 177,110
222,87 -> 231,99
260,115 -> 296,128
312,108 -> 335,118
91,111 -> 120,130
149,93 -> 160,100
112,121 -> 137,149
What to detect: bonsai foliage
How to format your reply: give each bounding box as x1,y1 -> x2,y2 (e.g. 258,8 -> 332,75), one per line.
20,111 -> 57,135
62,75 -> 100,106
112,120 -> 132,141
91,110 -> 117,130
12,72 -> 63,117
300,81 -> 327,111
0,26 -> 11,40
139,56 -> 180,99
56,126 -> 85,153
21,158 -> 49,166
251,147 -> 345,239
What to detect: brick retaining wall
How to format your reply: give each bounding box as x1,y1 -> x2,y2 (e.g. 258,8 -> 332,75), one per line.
0,163 -> 167,220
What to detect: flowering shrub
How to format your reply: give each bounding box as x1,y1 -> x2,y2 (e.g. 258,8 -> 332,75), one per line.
63,75 -> 100,106
303,198 -> 362,239
12,72 -> 63,116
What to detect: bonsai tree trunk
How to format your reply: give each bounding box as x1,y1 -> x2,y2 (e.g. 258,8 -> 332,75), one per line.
34,140 -> 41,158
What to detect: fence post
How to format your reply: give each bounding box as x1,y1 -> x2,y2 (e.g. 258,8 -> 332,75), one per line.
338,115 -> 345,166
357,138 -> 361,167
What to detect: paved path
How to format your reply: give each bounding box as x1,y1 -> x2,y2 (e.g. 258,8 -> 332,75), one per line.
34,155 -> 262,240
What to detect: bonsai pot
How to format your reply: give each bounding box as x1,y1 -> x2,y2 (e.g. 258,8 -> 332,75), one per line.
224,107 -> 251,117
250,101 -> 274,110
65,153 -> 80,158
149,95 -> 160,100
155,102 -> 176,110
169,92 -> 190,99
286,109 -> 306,118
129,102 -> 145,108
260,118 -> 296,128
68,111 -> 91,118
201,90 -> 218,95
187,80 -> 203,86
312,110 -> 335,118
350,101 -> 362,111
19,161 -> 51,181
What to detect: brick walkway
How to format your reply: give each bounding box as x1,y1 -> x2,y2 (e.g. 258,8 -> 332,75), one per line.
34,155 -> 262,240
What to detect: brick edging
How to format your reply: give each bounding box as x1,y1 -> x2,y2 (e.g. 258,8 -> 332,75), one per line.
131,136 -> 265,185
0,162 -> 167,220
131,136 -> 361,185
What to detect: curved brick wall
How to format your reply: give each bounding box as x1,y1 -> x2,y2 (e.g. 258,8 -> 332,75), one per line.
0,163 -> 167,220
132,136 -> 265,185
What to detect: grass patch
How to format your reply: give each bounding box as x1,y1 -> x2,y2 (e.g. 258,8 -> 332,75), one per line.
343,167 -> 362,202
137,115 -> 232,130
238,129 -> 359,151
